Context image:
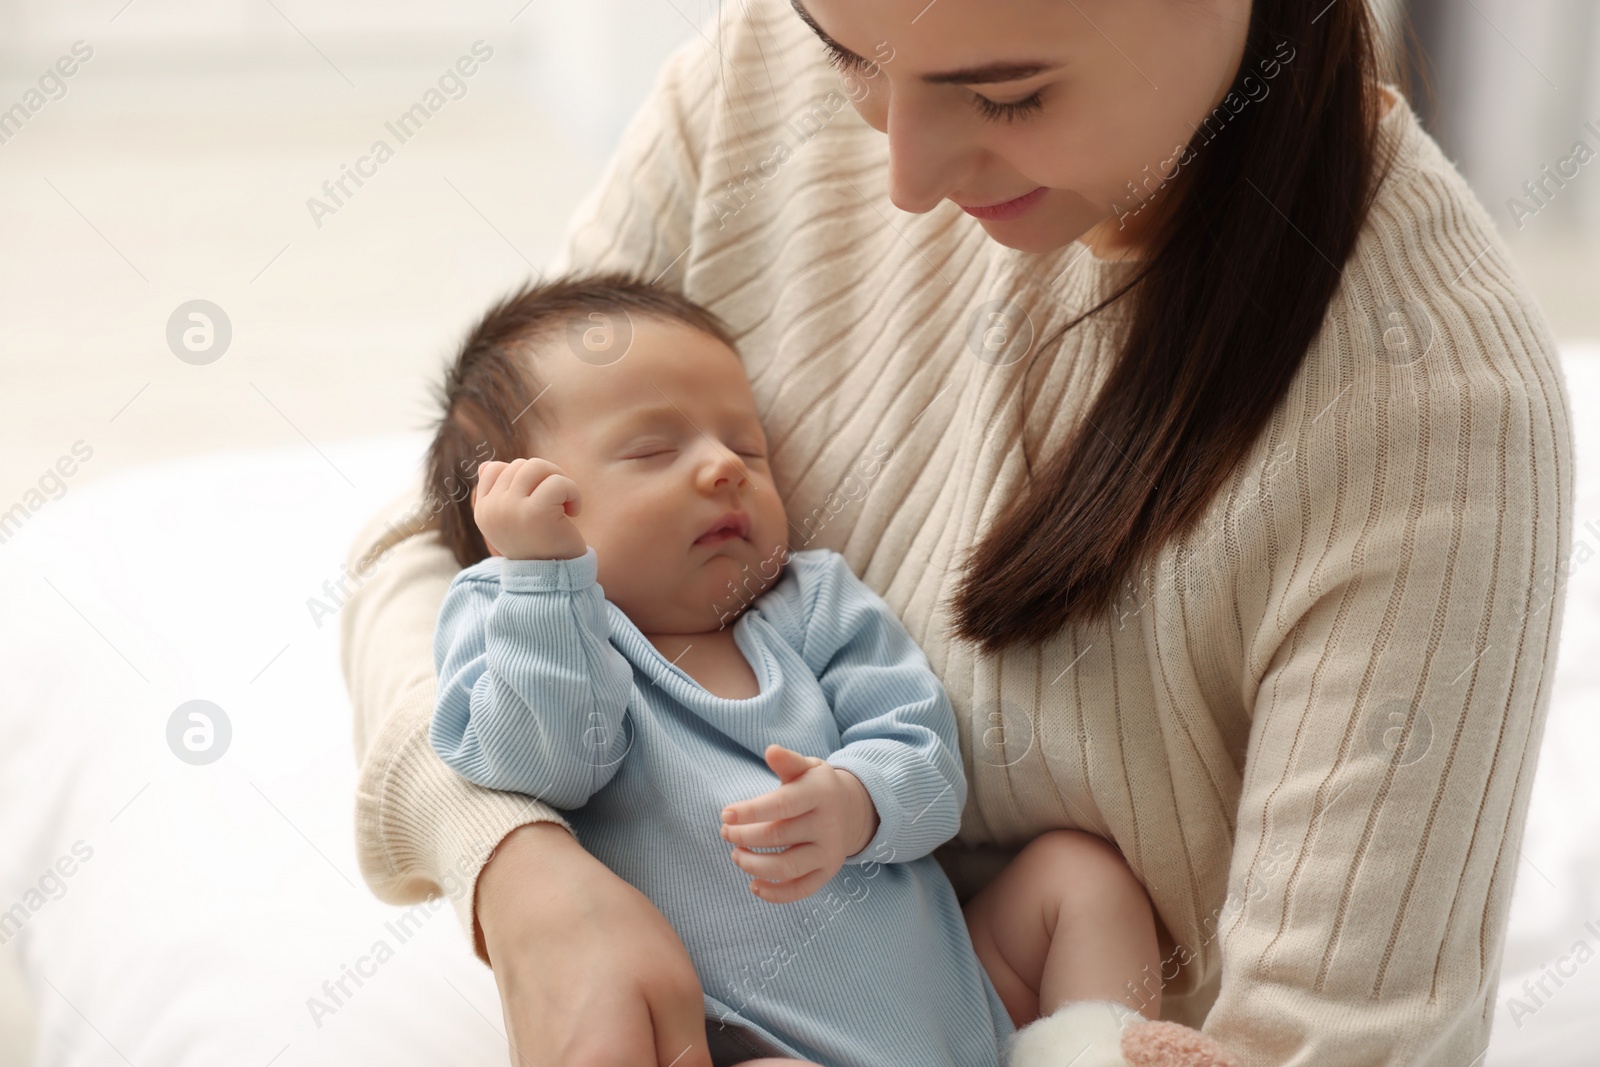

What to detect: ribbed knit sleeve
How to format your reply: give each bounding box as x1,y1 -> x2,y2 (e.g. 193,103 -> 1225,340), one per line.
1194,157 -> 1575,1063
769,551 -> 967,867
430,548 -> 634,808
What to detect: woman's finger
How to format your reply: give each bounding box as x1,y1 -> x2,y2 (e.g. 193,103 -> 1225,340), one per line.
650,977 -> 717,1067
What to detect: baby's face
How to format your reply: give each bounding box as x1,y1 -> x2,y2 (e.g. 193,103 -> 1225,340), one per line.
532,316 -> 790,635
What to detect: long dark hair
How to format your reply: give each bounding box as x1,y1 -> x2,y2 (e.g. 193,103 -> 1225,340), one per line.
947,0 -> 1397,654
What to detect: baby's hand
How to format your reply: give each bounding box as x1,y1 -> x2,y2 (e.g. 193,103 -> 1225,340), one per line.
473,458 -> 587,561
719,744 -> 881,904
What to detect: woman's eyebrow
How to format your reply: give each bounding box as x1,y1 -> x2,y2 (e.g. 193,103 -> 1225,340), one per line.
788,0 -> 1060,84
922,61 -> 1062,85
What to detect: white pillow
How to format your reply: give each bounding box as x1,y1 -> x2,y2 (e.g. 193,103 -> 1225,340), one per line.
0,434 -> 507,1066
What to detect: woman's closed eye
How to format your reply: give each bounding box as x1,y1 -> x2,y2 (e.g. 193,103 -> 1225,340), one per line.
821,39 -> 1045,124
971,90 -> 1045,123
822,40 -> 874,75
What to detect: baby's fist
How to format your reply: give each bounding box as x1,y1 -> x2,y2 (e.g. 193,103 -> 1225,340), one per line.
472,458 -> 587,561
719,745 -> 881,904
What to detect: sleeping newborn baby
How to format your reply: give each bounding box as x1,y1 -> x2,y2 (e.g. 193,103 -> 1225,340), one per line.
421,273 -> 1233,1067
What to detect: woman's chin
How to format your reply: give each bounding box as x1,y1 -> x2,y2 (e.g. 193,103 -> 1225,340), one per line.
975,211 -> 1097,255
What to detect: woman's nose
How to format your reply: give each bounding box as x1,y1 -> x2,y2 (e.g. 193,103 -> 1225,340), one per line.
883,91 -> 972,214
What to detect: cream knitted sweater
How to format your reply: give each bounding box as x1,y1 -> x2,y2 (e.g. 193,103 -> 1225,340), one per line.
337,1 -> 1575,1062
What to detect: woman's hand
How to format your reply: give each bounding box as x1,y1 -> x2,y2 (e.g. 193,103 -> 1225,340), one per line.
719,744 -> 881,904
476,822 -> 714,1067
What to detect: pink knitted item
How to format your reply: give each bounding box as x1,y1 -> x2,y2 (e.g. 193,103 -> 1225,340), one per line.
1121,1019 -> 1241,1067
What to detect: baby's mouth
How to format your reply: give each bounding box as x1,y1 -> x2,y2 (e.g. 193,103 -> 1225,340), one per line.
695,510 -> 751,546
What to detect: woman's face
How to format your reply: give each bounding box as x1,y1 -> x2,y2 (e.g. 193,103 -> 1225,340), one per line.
793,0 -> 1253,254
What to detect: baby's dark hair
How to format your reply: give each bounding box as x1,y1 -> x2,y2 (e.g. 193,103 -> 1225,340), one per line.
417,271 -> 739,569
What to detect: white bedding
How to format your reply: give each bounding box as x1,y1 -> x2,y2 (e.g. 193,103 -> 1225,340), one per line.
1,348 -> 1596,1066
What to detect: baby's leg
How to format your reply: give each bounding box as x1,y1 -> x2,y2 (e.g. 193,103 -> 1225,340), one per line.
963,828 -> 1161,1028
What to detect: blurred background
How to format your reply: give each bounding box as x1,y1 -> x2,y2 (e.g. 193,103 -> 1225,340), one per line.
0,1 -> 1596,1065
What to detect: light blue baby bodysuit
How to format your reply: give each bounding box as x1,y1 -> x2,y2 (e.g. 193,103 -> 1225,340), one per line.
430,545 -> 1016,1067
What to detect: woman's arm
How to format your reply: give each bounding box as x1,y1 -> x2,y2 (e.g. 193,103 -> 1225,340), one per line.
1198,323 -> 1575,1063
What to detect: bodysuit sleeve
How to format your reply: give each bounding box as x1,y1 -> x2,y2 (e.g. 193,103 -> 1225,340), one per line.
765,549 -> 967,867
430,547 -> 635,810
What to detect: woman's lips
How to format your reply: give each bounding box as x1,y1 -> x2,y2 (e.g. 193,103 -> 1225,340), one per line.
956,186 -> 1047,222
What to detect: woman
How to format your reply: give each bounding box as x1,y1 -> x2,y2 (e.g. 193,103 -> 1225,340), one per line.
338,0 -> 1575,1063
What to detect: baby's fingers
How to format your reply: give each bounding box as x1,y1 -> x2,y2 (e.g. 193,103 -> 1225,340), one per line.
720,812 -> 817,849
508,455 -> 566,495
729,842 -> 823,884
722,782 -> 814,827
473,460 -> 510,504
528,471 -> 582,518
746,867 -> 831,905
